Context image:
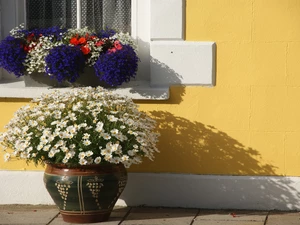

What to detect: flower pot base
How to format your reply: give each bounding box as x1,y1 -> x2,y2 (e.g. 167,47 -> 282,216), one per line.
44,163 -> 127,224
61,210 -> 111,223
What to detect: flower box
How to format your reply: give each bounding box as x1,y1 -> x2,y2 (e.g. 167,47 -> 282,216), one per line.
0,25 -> 139,87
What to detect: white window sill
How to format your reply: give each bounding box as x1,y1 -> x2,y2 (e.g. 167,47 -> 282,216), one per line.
0,79 -> 169,100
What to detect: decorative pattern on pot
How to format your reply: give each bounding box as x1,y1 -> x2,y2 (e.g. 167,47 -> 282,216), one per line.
55,176 -> 73,210
86,176 -> 104,209
44,163 -> 127,223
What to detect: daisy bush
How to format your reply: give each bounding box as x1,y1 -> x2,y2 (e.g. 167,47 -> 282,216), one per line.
0,24 -> 139,86
0,87 -> 159,168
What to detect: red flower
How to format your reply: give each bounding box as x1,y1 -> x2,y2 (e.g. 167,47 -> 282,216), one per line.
78,37 -> 87,45
23,46 -> 30,52
90,36 -> 97,40
114,40 -> 122,50
70,37 -> 79,45
81,45 -> 90,55
27,33 -> 35,42
95,40 -> 104,47
108,48 -> 117,54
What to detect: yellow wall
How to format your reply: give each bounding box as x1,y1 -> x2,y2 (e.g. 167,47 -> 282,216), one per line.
2,0 -> 300,176
135,0 -> 300,176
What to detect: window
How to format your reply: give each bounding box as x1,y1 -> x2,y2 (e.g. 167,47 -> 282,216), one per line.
25,0 -> 131,33
0,0 -> 215,100
0,0 -> 170,99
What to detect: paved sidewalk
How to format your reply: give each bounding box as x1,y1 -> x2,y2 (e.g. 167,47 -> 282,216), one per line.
0,205 -> 299,225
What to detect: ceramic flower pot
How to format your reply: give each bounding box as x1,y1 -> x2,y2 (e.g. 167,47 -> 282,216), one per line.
24,72 -> 68,87
43,163 -> 127,223
24,67 -> 111,88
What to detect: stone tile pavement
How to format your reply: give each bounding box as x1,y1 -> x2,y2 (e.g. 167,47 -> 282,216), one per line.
0,205 -> 299,225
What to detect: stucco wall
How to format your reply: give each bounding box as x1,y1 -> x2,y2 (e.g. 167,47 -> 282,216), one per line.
1,0 -> 300,176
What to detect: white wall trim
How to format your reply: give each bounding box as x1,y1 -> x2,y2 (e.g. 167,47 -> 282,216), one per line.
150,0 -> 185,40
1,171 -> 300,211
149,0 -> 216,86
150,41 -> 216,86
0,80 -> 169,100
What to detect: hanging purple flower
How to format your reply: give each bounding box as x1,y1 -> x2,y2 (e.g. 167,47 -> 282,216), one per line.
98,27 -> 116,38
0,36 -> 27,77
45,45 -> 85,83
94,44 -> 139,86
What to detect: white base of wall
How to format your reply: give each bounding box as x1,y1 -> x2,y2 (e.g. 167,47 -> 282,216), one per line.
1,171 -> 300,210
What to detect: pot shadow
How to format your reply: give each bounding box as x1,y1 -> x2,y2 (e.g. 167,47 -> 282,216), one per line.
120,111 -> 300,211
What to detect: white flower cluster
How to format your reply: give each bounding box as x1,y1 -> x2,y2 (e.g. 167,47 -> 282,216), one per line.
9,24 -> 25,39
111,32 -> 138,54
24,36 -> 64,73
0,87 -> 159,168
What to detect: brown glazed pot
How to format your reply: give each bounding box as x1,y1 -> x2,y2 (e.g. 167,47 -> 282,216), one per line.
43,163 -> 127,223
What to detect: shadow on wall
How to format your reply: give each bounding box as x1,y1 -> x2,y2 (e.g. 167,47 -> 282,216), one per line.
129,57 -> 186,103
134,111 -> 275,175
125,111 -> 300,210
128,38 -> 186,103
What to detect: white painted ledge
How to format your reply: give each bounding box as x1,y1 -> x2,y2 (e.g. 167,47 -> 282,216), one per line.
1,171 -> 300,211
150,41 -> 216,86
0,80 -> 169,100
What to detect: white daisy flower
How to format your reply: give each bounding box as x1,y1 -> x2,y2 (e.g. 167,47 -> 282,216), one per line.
121,155 -> 129,162
83,133 -> 90,139
107,115 -> 118,122
4,153 -> 10,162
78,152 -> 86,159
87,157 -> 94,164
79,158 -> 87,165
104,154 -> 112,161
110,129 -> 119,135
85,151 -> 93,157
62,157 -> 69,163
128,150 -> 135,156
94,157 -> 102,164
111,143 -> 120,152
102,133 -> 111,140
66,150 -> 75,159
111,157 -> 120,164
60,146 -> 68,152
43,145 -> 51,152
101,148 -> 112,156
48,151 -> 55,158
83,140 -> 91,146
126,119 -> 134,126
123,161 -> 132,168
